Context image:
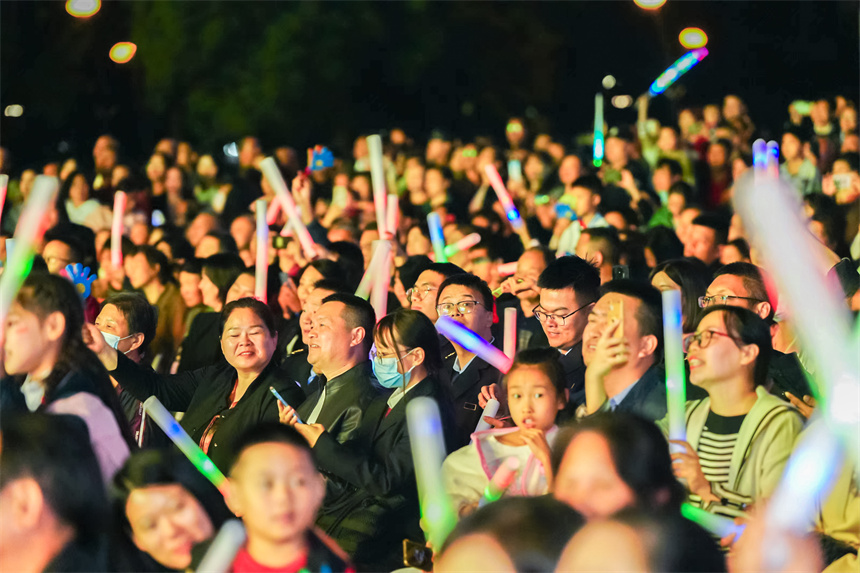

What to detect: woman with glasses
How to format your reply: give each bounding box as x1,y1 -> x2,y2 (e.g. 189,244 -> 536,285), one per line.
662,305 -> 803,519
291,308 -> 454,571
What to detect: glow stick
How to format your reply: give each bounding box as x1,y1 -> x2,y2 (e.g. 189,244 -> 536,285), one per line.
443,233 -> 481,258
4,239 -> 13,263
427,212 -> 447,263
480,457 -> 520,506
0,176 -> 59,335
647,48 -> 709,97
406,397 -> 457,549
266,196 -> 282,226
366,134 -> 388,236
0,174 -> 8,223
752,139 -> 768,181
593,93 -> 604,168
196,519 -> 247,573
681,503 -> 745,539
111,191 -> 127,269
259,158 -> 316,259
254,199 -> 268,302
355,239 -> 390,300
371,240 -> 392,321
766,140 -> 780,178
497,262 -> 517,277
436,316 -> 513,373
661,290 -> 686,449
503,307 -> 517,359
142,396 -> 228,494
279,217 -> 292,238
474,398 -> 500,433
484,164 -> 524,230
386,193 -> 399,239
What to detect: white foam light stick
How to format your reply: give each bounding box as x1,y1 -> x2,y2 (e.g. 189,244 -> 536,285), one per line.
0,174 -> 8,223
497,262 -> 517,277
386,193 -> 399,238
366,134 -> 388,237
371,241 -> 392,321
480,457 -> 520,506
111,191 -> 127,269
4,238 -> 13,263
196,519 -> 247,573
355,239 -> 390,300
662,290 -> 687,450
443,233 -> 481,258
407,397 -> 457,549
254,199 -> 268,302
503,307 -> 517,359
436,316 -> 513,373
474,398 -> 500,433
259,158 -> 317,258
266,196 -> 282,226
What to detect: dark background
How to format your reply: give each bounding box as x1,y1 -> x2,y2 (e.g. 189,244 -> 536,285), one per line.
1,1 -> 858,171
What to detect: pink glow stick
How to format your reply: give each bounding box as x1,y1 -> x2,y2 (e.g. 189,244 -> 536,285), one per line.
366,135 -> 388,237
386,193 -> 399,239
355,239 -> 390,300
371,241 -> 392,321
254,199 -> 268,302
497,262 -> 518,277
266,196 -> 282,226
484,164 -> 524,230
0,174 -> 8,224
503,307 -> 517,359
259,158 -> 316,258
436,316 -> 513,373
111,191 -> 127,268
480,457 -> 521,506
444,233 -> 481,258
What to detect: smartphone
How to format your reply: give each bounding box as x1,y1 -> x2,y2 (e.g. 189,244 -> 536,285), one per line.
608,298 -> 624,335
272,235 -> 288,250
833,174 -> 852,191
612,264 -> 630,280
269,387 -> 303,424
508,159 -> 523,181
403,539 -> 433,571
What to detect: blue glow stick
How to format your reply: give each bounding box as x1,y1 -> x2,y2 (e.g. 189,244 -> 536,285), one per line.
681,504 -> 745,539
427,212 -> 448,263
752,139 -> 767,173
661,290 -> 686,449
593,93 -> 604,167
648,48 -> 709,97
196,519 -> 246,573
766,140 -> 780,177
269,386 -> 303,424
435,316 -> 513,373
484,164 -> 524,230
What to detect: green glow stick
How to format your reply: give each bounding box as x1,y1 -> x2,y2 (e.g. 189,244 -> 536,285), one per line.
661,290 -> 687,448
681,503 -> 745,539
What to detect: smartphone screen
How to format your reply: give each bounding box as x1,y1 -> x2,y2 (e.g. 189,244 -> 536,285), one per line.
508,159 -> 523,181
608,298 -> 624,335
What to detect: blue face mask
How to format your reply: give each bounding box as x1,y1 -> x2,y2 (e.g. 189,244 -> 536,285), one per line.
372,351 -> 415,389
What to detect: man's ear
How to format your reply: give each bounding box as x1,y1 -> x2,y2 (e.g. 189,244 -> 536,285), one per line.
127,333 -> 146,354
638,334 -> 659,358
754,301 -> 772,321
44,311 -> 66,343
591,250 -> 605,268
350,326 -> 366,348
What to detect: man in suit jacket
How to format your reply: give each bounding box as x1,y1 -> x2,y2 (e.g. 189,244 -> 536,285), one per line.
581,280 -> 668,422
297,294 -> 380,444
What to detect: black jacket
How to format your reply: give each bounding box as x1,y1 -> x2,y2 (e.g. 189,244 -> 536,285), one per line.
297,362 -> 380,445
607,364 -> 668,422
313,375 -> 453,572
109,353 -> 306,471
438,353 -> 503,449
176,312 -> 225,373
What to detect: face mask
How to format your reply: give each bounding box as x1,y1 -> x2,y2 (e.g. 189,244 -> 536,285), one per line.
372,350 -> 415,389
658,190 -> 669,206
101,330 -> 133,352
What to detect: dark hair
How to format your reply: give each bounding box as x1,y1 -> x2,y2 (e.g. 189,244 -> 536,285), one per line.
537,255 -> 601,305
15,273 -> 134,446
600,280 -> 664,361
424,261 -> 466,280
697,305 -> 772,387
228,422 -> 316,474
312,278 -> 352,295
202,231 -> 238,255
437,273 -> 494,311
397,255 -> 434,291
132,245 -> 173,285
580,227 -> 621,266
440,496 -> 584,572
645,226 -> 684,265
59,170 -> 90,202
374,309 -> 444,382
650,258 -> 712,333
2,413 -> 109,570
724,238 -> 751,261
503,347 -> 567,404
551,413 -> 686,513
523,246 -> 555,269
668,181 -> 693,203
570,174 -> 604,198
713,262 -> 776,322
655,157 -> 683,179
326,241 -> 365,290
320,293 -> 376,354
299,259 -> 344,285
102,292 -> 158,357
219,297 -> 278,337
691,213 -> 729,245
180,257 -> 203,275
202,252 -> 246,305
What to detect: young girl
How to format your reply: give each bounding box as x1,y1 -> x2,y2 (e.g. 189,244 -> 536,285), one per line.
442,347 -> 568,518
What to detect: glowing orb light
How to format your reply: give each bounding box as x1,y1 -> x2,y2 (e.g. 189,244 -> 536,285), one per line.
109,42 -> 137,64
634,0 -> 667,10
602,75 -> 617,90
66,0 -> 100,18
679,27 -> 708,49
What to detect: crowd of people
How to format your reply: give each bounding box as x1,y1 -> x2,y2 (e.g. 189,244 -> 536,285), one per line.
0,92 -> 858,572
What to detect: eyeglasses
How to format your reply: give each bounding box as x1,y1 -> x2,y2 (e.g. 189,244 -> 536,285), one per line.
369,345 -> 415,363
698,295 -> 763,308
683,330 -> 741,352
533,302 -> 593,326
436,300 -> 486,316
407,284 -> 437,303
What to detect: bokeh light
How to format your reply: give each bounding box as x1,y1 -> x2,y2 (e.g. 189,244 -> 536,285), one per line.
65,0 -> 101,18
4,105 -> 24,118
679,27 -> 708,49
633,0 -> 667,10
611,95 -> 634,109
602,75 -> 617,89
109,42 -> 137,64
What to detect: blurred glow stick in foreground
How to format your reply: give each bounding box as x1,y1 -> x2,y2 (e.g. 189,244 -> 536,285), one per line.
436,316 -> 513,373
0,174 -> 7,223
480,457 -> 520,506
366,135 -> 388,237
111,191 -> 127,269
593,93 -> 604,167
681,503 -> 745,539
386,193 -> 399,238
752,139 -> 768,181
0,176 -> 59,335
648,48 -> 709,97
143,396 -> 227,495
497,262 -> 518,277
427,212 -> 447,263
196,519 -> 247,573
407,397 -> 457,549
371,241 -> 392,322
661,290 -> 686,450
475,398 -> 500,433
484,164 -> 524,230
254,199 -> 268,302
503,307 -> 517,359
266,196 -> 282,226
766,140 -> 780,178
259,158 -> 317,259
355,239 -> 390,300
444,233 -> 481,258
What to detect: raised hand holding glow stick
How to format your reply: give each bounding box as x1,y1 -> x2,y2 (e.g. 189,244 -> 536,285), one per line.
111,191 -> 127,269
366,135 -> 388,237
503,307 -> 517,359
143,396 -> 228,494
480,457 -> 520,506
259,158 -> 316,259
484,164 -> 524,230
647,48 -> 709,97
681,503 -> 745,539
196,519 -> 247,573
593,93 -> 605,167
254,199 -> 268,302
371,241 -> 392,322
661,290 -> 686,450
436,316 -> 513,373
407,397 -> 457,549
474,398 -> 500,433
427,212 -> 447,263
444,233 -> 481,258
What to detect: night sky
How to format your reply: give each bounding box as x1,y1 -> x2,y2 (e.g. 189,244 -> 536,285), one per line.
1,1 -> 858,170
